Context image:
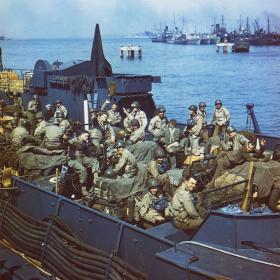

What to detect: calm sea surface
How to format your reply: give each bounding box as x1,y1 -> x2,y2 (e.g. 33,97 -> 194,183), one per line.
1,37 -> 280,135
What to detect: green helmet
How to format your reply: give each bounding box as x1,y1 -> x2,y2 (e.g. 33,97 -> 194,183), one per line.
147,178 -> 160,189
157,106 -> 166,113
227,126 -> 236,133
55,111 -> 65,119
154,148 -> 166,159
116,140 -> 125,148
131,101 -> 140,108
188,105 -> 197,113
130,119 -> 140,127
35,112 -> 43,120
104,167 -> 117,179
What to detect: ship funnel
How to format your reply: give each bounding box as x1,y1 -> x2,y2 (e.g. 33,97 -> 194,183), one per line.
90,24 -> 112,77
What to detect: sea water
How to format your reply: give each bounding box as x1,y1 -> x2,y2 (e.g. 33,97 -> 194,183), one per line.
1,36 -> 280,136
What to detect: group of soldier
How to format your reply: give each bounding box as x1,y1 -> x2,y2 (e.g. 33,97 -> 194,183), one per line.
0,92 -> 276,232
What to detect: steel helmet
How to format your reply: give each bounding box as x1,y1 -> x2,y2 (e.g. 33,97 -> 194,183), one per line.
227,126 -> 236,133
199,102 -> 206,108
130,119 -> 140,127
20,119 -> 31,128
154,148 -> 166,159
104,167 -> 117,179
55,99 -> 62,104
188,105 -> 197,113
147,178 -> 161,189
126,107 -> 132,114
35,112 -> 43,120
52,118 -> 60,125
116,140 -> 125,148
33,94 -> 39,100
215,99 -> 222,105
157,106 -> 166,113
125,139 -> 134,146
131,101 -> 140,108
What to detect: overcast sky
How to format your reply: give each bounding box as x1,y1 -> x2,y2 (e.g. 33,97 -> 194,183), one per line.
1,0 -> 280,38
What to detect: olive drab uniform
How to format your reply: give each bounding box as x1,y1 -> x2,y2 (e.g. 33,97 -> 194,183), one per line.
197,109 -> 209,142
160,126 -> 184,169
211,106 -> 230,137
147,160 -> 173,197
89,128 -> 103,156
59,119 -> 71,132
187,113 -> 203,155
129,110 -> 147,130
13,96 -> 24,115
97,121 -> 115,156
169,185 -> 203,231
137,192 -> 165,224
34,120 -> 48,140
148,115 -> 167,142
130,127 -> 145,144
55,105 -> 68,119
67,137 -> 100,185
113,148 -> 137,178
107,110 -> 122,127
27,99 -> 42,129
10,126 -> 35,147
220,133 -> 249,151
41,125 -> 64,150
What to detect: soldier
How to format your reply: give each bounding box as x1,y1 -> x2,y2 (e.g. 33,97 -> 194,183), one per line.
211,99 -> 230,137
44,104 -> 54,122
160,119 -> 184,169
137,178 -> 166,227
107,103 -> 122,128
148,106 -> 168,142
112,140 -> 138,178
90,108 -> 99,128
206,140 -> 265,188
41,119 -> 65,150
147,148 -> 173,197
11,92 -> 24,115
27,94 -> 42,130
123,107 -> 132,134
10,119 -> 35,148
197,102 -> 209,143
68,130 -> 100,196
34,112 -> 48,140
184,105 -> 203,155
124,101 -> 147,130
54,100 -> 68,119
129,119 -> 145,144
55,111 -> 70,132
220,126 -> 249,151
169,169 -> 203,231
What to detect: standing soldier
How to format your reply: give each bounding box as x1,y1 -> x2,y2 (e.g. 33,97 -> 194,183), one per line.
148,106 -> 168,142
68,130 -> 100,196
197,102 -> 209,143
124,101 -> 147,130
169,169 -> 203,231
107,103 -> 122,129
137,178 -> 166,227
27,94 -> 42,130
54,100 -> 68,119
184,105 -> 203,156
11,92 -> 24,115
112,140 -> 138,178
211,99 -> 230,137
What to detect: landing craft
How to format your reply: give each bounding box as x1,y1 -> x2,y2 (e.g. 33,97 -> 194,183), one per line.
0,24 -> 280,279
26,24 -> 159,127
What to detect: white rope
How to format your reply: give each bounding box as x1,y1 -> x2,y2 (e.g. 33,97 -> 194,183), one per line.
180,241 -> 280,268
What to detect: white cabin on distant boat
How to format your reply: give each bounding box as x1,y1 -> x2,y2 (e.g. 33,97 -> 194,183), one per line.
120,45 -> 142,58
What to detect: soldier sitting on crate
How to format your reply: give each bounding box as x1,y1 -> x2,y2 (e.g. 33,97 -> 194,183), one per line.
67,130 -> 100,196
136,178 -> 168,228
169,168 -> 203,232
112,140 -> 137,179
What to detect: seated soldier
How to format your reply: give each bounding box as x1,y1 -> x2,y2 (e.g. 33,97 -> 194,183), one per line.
137,178 -> 166,227
148,106 -> 168,142
10,119 -> 35,148
123,107 -> 132,134
107,103 -> 122,129
34,112 -> 48,140
160,119 -> 185,169
55,111 -> 70,132
129,119 -> 145,144
169,168 -> 203,232
220,126 -> 249,151
112,140 -> 137,178
206,140 -> 267,188
68,130 -> 100,196
54,100 -> 68,119
147,148 -> 173,198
